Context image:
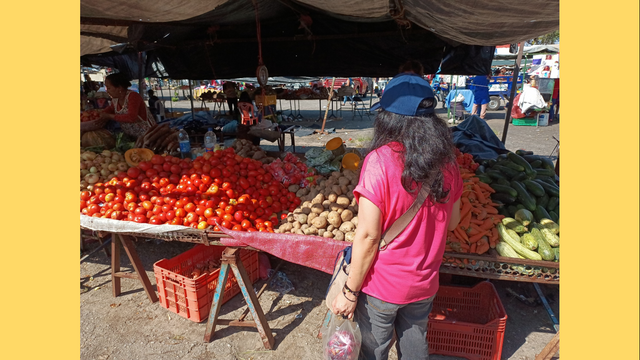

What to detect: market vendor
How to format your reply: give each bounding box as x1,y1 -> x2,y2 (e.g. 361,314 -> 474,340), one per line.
98,72 -> 156,139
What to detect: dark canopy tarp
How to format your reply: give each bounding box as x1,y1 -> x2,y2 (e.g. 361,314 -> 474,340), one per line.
80,0 -> 558,79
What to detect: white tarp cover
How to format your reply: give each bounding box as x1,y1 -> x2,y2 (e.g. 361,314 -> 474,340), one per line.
81,0 -> 228,22
81,35 -> 117,56
81,214 -> 194,234
295,0 -> 389,18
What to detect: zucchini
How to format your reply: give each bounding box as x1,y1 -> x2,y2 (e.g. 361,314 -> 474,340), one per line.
507,152 -> 537,178
515,149 -> 534,156
496,178 -> 511,186
491,193 -> 516,204
491,184 -> 518,198
539,157 -> 555,170
539,226 -> 560,247
537,193 -> 550,208
497,223 -> 542,260
496,241 -> 525,259
485,159 -> 497,167
516,204 -> 526,210
485,170 -> 507,180
476,174 -> 493,184
493,165 -> 521,178
534,205 -> 552,222
535,168 -> 556,177
514,209 -> 534,226
501,161 -> 525,172
523,180 -> 546,197
510,181 -> 537,211
553,248 -> 560,261
507,205 -> 519,217
520,232 -> 538,251
531,228 -> 555,261
535,175 -> 554,182
547,197 -> 559,211
533,179 -> 560,197
539,219 -> 559,234
502,217 -> 527,233
529,160 -> 543,168
549,211 -> 559,224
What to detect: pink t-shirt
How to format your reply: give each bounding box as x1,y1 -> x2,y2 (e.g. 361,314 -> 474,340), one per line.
353,142 -> 463,304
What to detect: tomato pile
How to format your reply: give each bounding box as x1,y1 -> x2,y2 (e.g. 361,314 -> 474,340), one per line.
454,148 -> 479,172
81,109 -> 102,123
80,148 -> 302,232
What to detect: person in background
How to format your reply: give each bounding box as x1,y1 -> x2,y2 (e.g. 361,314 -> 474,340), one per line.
341,79 -> 355,105
223,81 -> 239,118
470,73 -> 491,119
331,72 -> 462,360
148,90 -> 159,118
98,72 -> 156,139
550,78 -> 559,122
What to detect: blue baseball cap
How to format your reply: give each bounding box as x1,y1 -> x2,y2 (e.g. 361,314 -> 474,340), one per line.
371,73 -> 435,115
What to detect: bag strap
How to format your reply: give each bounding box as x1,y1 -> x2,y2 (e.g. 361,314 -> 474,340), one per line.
379,186 -> 429,251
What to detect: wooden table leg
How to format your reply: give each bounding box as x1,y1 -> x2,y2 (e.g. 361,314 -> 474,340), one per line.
111,234 -> 121,298
119,235 -> 158,303
203,248 -> 275,350
535,330 -> 559,360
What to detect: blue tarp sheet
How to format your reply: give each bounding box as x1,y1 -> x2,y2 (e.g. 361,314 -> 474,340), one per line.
451,115 -> 509,161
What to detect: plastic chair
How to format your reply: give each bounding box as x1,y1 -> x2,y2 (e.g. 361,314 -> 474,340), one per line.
352,96 -> 371,120
238,102 -> 257,125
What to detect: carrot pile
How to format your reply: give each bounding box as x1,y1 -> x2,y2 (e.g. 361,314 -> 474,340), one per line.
445,168 -> 505,257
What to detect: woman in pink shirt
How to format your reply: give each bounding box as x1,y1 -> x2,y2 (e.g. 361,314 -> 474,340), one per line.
98,73 -> 156,139
331,73 -> 462,360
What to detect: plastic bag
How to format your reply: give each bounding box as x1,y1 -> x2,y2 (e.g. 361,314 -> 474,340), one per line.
306,149 -> 335,167
322,314 -> 361,360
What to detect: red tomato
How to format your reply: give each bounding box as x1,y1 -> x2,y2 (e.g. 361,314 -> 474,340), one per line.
280,213 -> 288,220
222,213 -> 234,222
214,208 -> 225,217
149,216 -> 163,225
165,210 -> 176,220
175,208 -> 187,218
241,219 -> 252,229
204,208 -> 215,218
138,161 -> 151,171
80,191 -> 91,201
224,205 -> 235,215
197,221 -> 208,230
247,227 -> 258,232
134,207 -> 147,215
104,193 -> 115,203
195,206 -> 205,216
134,214 -> 148,223
221,220 -> 232,229
232,224 -> 243,231
234,211 -> 244,222
145,169 -> 158,178
87,204 -> 100,215
151,154 -> 164,165
186,212 -> 198,224
126,202 -> 137,212
141,201 -> 154,210
263,221 -> 273,228
113,203 -> 124,211
127,167 -> 141,179
184,202 -> 196,213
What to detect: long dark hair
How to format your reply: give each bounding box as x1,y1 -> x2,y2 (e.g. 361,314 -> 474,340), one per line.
369,101 -> 455,203
105,72 -> 131,89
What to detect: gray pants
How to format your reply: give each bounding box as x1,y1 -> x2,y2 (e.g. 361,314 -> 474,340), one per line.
355,293 -> 435,360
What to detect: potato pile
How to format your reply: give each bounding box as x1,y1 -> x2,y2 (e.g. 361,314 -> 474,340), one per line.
231,139 -> 275,164
276,169 -> 361,241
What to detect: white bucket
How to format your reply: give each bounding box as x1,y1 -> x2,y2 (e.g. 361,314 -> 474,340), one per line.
537,113 -> 549,126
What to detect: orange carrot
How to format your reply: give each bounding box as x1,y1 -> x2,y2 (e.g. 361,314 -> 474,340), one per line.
473,184 -> 487,203
476,181 -> 495,193
461,172 -> 476,179
485,206 -> 499,215
476,207 -> 488,220
459,242 -> 470,251
468,230 -> 489,243
476,237 -> 490,254
454,227 -> 469,242
468,223 -> 482,236
470,218 -> 485,225
470,242 -> 477,254
460,201 -> 473,218
480,218 -> 495,231
489,227 -> 499,248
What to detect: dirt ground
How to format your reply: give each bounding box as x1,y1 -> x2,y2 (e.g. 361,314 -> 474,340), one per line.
81,97 -> 559,360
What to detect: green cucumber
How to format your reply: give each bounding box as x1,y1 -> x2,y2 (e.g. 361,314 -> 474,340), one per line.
493,165 -> 521,178
515,149 -> 534,156
547,197 -> 559,211
530,228 -> 555,261
533,179 -> 560,197
523,180 -> 546,197
537,193 -> 550,209
485,170 -> 507,180
553,248 -> 560,261
507,205 -> 519,217
496,178 -> 511,186
491,184 -> 518,198
476,174 -> 493,184
535,168 -> 556,177
534,205 -> 552,222
514,209 -> 534,226
516,204 -> 526,210
523,154 -> 542,163
485,159 -> 497,167
502,161 -> 525,172
491,193 -> 516,204
498,207 -> 510,217
497,153 -> 509,160
529,160 -> 543,168
520,232 -> 538,251
497,223 -> 542,260
507,152 -> 537,178
512,172 -> 529,181
510,181 -> 537,211
540,157 -> 555,170
549,211 -> 559,224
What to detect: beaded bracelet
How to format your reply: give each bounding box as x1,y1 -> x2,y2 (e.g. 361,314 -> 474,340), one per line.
343,283 -> 360,298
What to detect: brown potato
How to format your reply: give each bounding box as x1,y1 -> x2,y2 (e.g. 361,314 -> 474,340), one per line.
307,212 -> 318,223
322,200 -> 332,209
288,184 -> 300,193
327,192 -> 338,203
339,221 -> 355,233
303,226 -> 318,235
320,210 -> 330,218
323,231 -> 334,238
340,185 -> 349,195
331,185 -> 342,196
302,201 -> 312,208
311,193 -> 325,204
311,216 -> 328,229
327,212 -> 342,227
333,230 -> 345,241
293,221 -> 302,230
311,203 -> 324,214
340,209 -> 354,222
329,203 -> 344,212
295,229 -> 304,235
331,171 -> 342,178
327,225 -> 335,232
301,224 -> 309,231
338,177 -> 350,187
336,196 -> 350,207
345,231 -> 356,242
350,216 -> 358,227
350,197 -> 358,207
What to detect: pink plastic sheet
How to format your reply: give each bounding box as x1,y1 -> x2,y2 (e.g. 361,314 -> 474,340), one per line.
218,227 -> 350,274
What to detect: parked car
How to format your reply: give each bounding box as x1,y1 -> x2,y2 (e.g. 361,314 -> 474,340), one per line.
322,77 -> 369,96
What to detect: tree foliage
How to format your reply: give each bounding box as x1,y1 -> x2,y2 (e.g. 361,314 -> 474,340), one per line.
528,31 -> 559,45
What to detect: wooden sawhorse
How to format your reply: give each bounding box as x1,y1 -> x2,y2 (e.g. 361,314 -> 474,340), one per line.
110,233 -> 158,303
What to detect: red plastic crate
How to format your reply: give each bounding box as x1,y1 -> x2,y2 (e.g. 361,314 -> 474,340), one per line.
153,245 -> 259,322
427,282 -> 507,360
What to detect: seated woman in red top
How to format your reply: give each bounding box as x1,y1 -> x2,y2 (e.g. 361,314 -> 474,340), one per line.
99,73 -> 156,139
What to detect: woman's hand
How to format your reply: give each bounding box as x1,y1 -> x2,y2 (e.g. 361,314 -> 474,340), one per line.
331,291 -> 358,319
97,111 -> 113,126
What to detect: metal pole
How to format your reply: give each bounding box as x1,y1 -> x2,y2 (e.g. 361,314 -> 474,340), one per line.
320,77 -> 336,134
500,43 -> 524,144
138,52 -> 144,99
189,80 -> 195,119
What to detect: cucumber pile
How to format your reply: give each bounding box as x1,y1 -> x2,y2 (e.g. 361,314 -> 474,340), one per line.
475,150 -> 559,224
495,213 -> 560,262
